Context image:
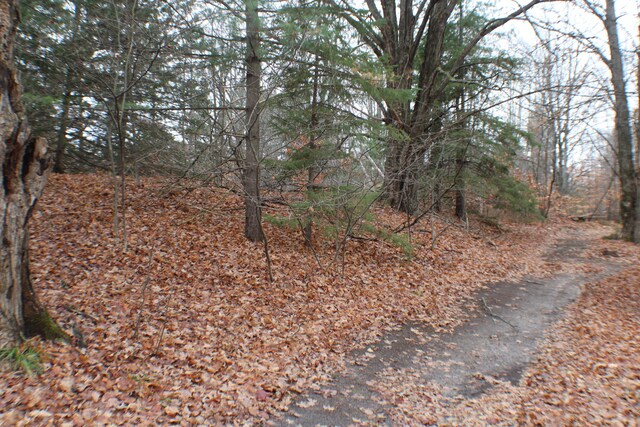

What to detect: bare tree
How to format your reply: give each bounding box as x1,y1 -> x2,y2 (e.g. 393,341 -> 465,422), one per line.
526,40 -> 592,203
585,0 -> 638,241
534,0 -> 638,238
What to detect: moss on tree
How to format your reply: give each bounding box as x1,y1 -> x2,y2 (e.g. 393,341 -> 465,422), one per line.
23,308 -> 69,342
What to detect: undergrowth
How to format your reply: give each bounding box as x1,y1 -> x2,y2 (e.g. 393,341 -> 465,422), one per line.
0,340 -> 43,376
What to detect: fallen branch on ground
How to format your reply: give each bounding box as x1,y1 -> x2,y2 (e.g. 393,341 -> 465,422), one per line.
481,297 -> 517,330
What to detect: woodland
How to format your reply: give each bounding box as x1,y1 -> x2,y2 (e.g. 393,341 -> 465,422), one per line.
0,0 -> 639,425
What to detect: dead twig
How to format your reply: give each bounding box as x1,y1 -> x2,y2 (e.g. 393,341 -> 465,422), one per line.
257,218 -> 274,283
134,245 -> 155,339
64,304 -> 99,323
148,282 -> 175,359
481,297 -> 517,330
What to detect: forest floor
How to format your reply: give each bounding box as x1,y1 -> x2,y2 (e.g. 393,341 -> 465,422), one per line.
278,228 -> 639,426
0,174 -> 638,426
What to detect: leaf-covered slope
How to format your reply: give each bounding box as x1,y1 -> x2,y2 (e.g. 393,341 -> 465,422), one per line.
2,173 -> 562,425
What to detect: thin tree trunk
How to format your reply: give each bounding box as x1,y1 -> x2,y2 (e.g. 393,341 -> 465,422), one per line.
54,86 -> 72,174
304,55 -> 321,246
604,0 -> 637,242
114,0 -> 137,252
636,13 -> 640,242
454,6 -> 467,222
454,146 -> 466,220
53,0 -> 82,174
544,172 -> 555,219
244,0 -> 264,242
106,117 -> 120,241
1,0 -> 67,346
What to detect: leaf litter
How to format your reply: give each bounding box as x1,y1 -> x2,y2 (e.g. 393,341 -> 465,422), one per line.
0,173 -> 634,426
369,233 -> 640,426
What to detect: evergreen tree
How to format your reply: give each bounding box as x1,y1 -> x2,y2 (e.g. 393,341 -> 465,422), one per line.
266,0 -> 386,245
324,0 -> 550,214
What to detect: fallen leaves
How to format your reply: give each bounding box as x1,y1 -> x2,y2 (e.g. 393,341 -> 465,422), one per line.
370,256 -> 640,426
0,173 -> 607,425
513,265 -> 640,426
163,406 -> 180,416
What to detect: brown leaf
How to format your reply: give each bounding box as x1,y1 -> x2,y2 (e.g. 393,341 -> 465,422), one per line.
256,389 -> 269,402
164,406 -> 180,417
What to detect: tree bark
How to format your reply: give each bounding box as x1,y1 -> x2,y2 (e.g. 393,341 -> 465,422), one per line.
53,86 -> 71,174
454,143 -> 467,221
1,0 -> 66,346
381,0 -> 454,214
244,0 -> 264,242
304,54 -> 321,246
603,0 -> 637,242
454,6 -> 467,222
636,13 -> 640,243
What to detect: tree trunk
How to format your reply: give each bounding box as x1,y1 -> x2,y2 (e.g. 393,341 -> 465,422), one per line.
53,87 -> 71,174
53,0 -> 83,174
304,54 -> 321,247
382,0 -> 454,214
340,0 -> 547,215
604,0 -> 637,242
454,11 -> 467,222
454,152 -> 466,221
383,139 -> 425,214
383,139 -> 405,210
244,0 -> 264,242
1,0 -> 66,346
636,14 -> 640,243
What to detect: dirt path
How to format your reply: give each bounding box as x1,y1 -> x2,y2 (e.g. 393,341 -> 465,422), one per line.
275,229 -> 624,426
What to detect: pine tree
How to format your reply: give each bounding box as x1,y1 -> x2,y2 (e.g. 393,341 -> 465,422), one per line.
325,0 -> 551,214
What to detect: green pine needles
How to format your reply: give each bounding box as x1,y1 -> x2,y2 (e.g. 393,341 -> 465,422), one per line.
267,186 -> 414,258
